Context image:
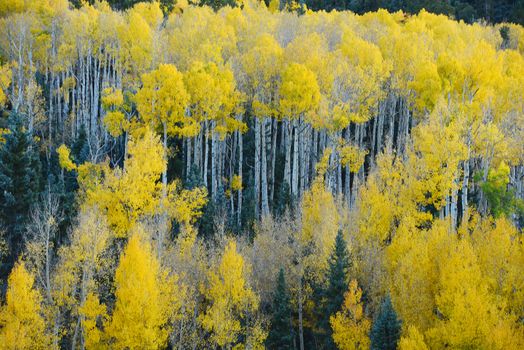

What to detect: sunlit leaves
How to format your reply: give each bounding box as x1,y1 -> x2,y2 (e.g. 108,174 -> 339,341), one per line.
330,280 -> 371,350
0,262 -> 51,349
135,64 -> 193,137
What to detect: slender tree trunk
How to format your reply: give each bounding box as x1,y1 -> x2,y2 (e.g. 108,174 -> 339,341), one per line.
261,118 -> 269,216
211,122 -> 217,199
292,119 -> 300,197
270,118 -> 278,204
298,279 -> 305,350
254,117 -> 261,218
162,122 -> 168,189
284,120 -> 292,189
204,122 -> 209,188
237,118 -> 243,228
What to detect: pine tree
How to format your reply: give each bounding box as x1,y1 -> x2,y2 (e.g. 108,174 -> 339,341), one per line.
370,296 -> 402,350
317,230 -> 351,348
267,268 -> 293,350
0,114 -> 41,263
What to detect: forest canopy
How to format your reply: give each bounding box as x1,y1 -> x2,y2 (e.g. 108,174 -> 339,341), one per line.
0,0 -> 523,349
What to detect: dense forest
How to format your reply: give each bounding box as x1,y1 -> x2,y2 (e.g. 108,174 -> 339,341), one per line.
0,0 -> 524,349
73,0 -> 524,25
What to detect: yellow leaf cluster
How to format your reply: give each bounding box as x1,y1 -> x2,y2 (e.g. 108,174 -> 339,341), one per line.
330,280 -> 371,350
135,64 -> 194,137
0,262 -> 51,350
106,233 -> 178,350
279,63 -> 321,120
200,240 -> 260,348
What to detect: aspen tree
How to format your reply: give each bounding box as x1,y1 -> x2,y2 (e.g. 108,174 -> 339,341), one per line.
135,63 -> 191,188
0,261 -> 51,350
330,280 -> 371,350
106,231 -> 179,350
200,240 -> 263,348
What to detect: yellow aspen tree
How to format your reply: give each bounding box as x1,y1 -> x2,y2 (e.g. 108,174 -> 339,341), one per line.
135,63 -> 193,139
398,325 -> 429,350
184,61 -> 245,138
301,149 -> 339,280
200,240 -> 262,348
337,30 -> 390,123
330,280 -> 371,350
82,129 -> 166,236
279,62 -> 321,199
57,129 -> 206,239
0,261 -> 51,350
135,63 -> 192,188
471,218 -> 524,326
0,63 -> 11,107
386,221 -> 450,331
101,87 -> 130,138
338,144 -> 367,173
117,4 -> 155,87
293,150 -> 340,350
427,238 -> 523,349
279,62 -> 321,121
51,208 -> 112,350
106,232 -> 179,350
78,293 -> 107,350
407,100 -> 466,215
241,33 -> 283,216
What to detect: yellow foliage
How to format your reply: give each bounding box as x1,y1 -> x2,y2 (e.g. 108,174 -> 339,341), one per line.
398,325 -> 429,350
471,218 -> 524,320
200,240 -> 261,348
301,160 -> 339,281
0,64 -> 11,106
330,280 -> 371,350
56,144 -> 77,171
79,293 -> 107,350
408,101 -> 466,210
409,61 -> 442,114
101,87 -> 124,109
0,0 -> 68,17
0,261 -> 51,350
241,33 -> 283,118
279,63 -> 321,119
52,207 -> 111,333
184,61 -> 245,138
338,144 -> 367,173
231,174 -> 243,192
0,128 -> 9,143
106,233 -> 179,350
427,238 -> 522,349
63,128 -> 207,239
166,180 -> 208,226
135,64 -> 194,137
103,111 -> 128,138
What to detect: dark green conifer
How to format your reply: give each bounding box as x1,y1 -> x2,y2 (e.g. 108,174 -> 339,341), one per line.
316,230 -> 350,349
370,296 -> 402,350
267,268 -> 294,350
0,114 -> 41,264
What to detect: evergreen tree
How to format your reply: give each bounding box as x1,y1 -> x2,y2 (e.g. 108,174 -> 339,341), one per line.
0,114 -> 41,264
317,230 -> 351,349
370,296 -> 402,350
267,268 -> 293,350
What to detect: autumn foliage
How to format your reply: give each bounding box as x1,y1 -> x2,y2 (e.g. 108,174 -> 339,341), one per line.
0,1 -> 523,349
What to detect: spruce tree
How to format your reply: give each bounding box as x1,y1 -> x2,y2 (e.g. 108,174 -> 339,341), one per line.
317,230 -> 351,349
370,296 -> 402,350
266,268 -> 293,350
0,114 -> 41,262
